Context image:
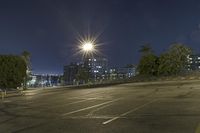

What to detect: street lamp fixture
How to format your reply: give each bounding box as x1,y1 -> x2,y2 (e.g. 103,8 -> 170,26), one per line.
79,39 -> 97,57
76,33 -> 102,58
82,41 -> 94,52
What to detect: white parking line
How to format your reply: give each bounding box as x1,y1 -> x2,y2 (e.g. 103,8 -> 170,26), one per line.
66,115 -> 124,119
102,99 -> 158,125
50,99 -> 92,108
62,99 -> 121,117
67,91 -> 107,100
2,100 -> 12,103
87,103 -> 113,117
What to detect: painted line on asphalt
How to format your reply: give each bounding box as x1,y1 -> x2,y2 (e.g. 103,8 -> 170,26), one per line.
67,91 -> 109,100
22,98 -> 94,109
27,99 -> 92,109
2,100 -> 12,103
87,103 -> 113,117
49,99 -> 93,108
66,115 -> 125,119
63,99 -> 92,105
102,99 -> 158,125
62,98 -> 121,117
25,90 -> 64,96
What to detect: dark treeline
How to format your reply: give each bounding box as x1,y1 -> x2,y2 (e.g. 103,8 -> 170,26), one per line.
137,43 -> 192,76
0,54 -> 27,91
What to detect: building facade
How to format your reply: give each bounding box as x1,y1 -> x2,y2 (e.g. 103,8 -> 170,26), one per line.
117,67 -> 136,79
63,57 -> 109,85
108,65 -> 136,80
86,57 -> 109,81
63,58 -> 137,85
187,54 -> 200,71
27,74 -> 61,87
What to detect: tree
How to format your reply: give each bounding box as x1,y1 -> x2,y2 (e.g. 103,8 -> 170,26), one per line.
158,53 -> 176,75
75,67 -> 89,84
138,44 -> 159,76
138,54 -> 159,76
158,43 -> 192,75
21,51 -> 31,89
0,55 -> 27,93
21,51 -> 31,68
139,44 -> 153,55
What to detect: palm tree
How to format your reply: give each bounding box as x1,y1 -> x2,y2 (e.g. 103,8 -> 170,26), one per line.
139,44 -> 153,55
22,51 -> 30,67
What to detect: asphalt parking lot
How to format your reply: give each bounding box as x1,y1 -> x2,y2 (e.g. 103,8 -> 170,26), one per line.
1,80 -> 200,133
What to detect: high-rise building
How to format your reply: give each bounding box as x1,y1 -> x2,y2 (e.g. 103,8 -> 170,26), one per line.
187,54 -> 200,71
117,67 -> 136,79
85,57 -> 108,80
109,68 -> 118,80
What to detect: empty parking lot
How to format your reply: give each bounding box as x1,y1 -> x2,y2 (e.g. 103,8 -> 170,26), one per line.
1,80 -> 200,133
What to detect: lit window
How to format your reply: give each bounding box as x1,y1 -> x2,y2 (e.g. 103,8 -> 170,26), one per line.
94,70 -> 99,73
96,66 -> 102,68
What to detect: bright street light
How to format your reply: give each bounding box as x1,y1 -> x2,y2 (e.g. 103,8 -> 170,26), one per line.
79,39 -> 97,57
76,33 -> 103,58
82,42 -> 94,52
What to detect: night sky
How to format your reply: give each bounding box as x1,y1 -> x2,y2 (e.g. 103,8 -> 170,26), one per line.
1,0 -> 200,74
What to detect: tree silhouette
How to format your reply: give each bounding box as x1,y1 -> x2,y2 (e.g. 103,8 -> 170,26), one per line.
0,55 -> 26,92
